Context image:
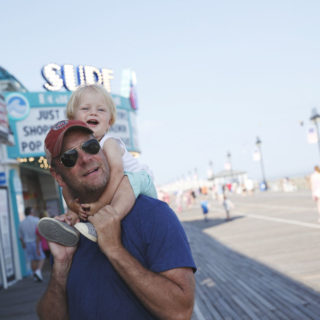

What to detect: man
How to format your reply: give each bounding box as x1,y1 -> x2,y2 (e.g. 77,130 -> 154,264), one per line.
37,120 -> 196,320
19,207 -> 45,282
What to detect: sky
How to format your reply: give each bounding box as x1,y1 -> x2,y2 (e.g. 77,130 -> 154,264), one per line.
2,0 -> 320,186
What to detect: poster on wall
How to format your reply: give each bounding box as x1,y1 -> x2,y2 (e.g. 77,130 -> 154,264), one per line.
0,188 -> 15,282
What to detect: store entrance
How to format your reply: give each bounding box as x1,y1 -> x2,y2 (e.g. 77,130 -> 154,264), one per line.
20,166 -> 61,219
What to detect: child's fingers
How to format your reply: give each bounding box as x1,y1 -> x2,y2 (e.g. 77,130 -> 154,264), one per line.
79,209 -> 88,220
79,213 -> 88,221
81,204 -> 91,212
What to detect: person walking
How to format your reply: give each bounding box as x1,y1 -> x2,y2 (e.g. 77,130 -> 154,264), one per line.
200,200 -> 209,222
310,165 -> 320,222
19,207 -> 45,282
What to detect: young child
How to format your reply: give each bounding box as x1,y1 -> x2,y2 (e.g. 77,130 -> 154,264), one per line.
39,84 -> 157,244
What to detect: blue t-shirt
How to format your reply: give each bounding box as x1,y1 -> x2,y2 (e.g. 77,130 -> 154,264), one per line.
67,196 -> 196,320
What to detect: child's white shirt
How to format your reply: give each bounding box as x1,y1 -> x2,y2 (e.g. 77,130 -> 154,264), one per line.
99,133 -> 154,180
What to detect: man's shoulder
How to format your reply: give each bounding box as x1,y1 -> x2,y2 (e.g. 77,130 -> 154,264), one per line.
126,196 -> 180,231
133,195 -> 170,213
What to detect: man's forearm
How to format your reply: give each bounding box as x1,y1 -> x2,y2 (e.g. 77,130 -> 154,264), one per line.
37,262 -> 70,320
105,247 -> 195,320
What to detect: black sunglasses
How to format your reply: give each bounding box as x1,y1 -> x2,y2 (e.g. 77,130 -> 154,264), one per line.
58,139 -> 101,167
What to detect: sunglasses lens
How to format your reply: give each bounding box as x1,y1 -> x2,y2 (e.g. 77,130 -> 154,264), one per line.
59,139 -> 100,167
82,139 -> 100,154
61,149 -> 78,167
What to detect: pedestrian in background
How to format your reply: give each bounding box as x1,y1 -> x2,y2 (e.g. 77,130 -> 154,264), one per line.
19,207 -> 45,282
310,165 -> 320,222
36,211 -> 50,258
201,200 -> 209,222
223,194 -> 232,221
36,226 -> 50,259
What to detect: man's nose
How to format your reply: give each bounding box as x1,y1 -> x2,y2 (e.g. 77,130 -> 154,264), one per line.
77,149 -> 92,165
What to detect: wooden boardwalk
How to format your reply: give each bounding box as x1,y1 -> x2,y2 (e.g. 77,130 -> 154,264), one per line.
1,191 -> 320,319
0,262 -> 50,320
185,221 -> 320,319
182,191 -> 320,319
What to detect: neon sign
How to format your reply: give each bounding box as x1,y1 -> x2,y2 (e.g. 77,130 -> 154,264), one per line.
41,63 -> 114,92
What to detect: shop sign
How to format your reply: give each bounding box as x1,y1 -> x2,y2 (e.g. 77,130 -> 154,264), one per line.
42,63 -> 114,93
6,93 -> 30,120
109,109 -> 131,147
15,107 -> 65,155
5,91 -> 140,159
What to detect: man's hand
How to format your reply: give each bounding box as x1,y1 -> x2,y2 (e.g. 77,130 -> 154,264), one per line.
37,236 -> 76,320
46,215 -> 78,266
56,211 -> 80,226
48,240 -> 77,264
88,205 -> 122,256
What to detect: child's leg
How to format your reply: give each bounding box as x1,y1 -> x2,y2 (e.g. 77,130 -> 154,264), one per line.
125,171 -> 157,199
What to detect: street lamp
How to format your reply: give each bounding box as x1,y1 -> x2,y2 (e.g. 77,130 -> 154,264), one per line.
207,160 -> 214,180
226,151 -> 234,175
255,136 -> 268,191
310,108 -> 320,160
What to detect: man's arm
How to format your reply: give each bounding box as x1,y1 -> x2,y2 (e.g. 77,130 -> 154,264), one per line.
89,206 -> 195,320
37,238 -> 76,319
107,247 -> 195,320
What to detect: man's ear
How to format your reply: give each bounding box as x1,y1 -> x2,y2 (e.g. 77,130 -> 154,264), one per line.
50,168 -> 66,188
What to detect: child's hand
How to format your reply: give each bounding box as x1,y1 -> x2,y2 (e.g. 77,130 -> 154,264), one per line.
80,202 -> 101,217
78,205 -> 89,221
68,198 -> 81,215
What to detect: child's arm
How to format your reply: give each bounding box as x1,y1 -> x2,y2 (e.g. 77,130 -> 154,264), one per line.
110,176 -> 136,219
81,138 -> 127,216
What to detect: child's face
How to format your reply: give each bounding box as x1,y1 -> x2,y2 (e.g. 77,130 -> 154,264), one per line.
74,90 -> 112,140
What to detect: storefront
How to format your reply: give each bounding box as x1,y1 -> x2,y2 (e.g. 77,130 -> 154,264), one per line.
0,65 -> 140,287
0,93 -> 17,289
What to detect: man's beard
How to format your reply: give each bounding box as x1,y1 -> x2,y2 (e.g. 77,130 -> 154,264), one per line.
62,172 -> 108,203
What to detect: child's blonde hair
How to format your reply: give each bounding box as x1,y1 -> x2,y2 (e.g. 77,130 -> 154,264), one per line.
66,84 -> 117,126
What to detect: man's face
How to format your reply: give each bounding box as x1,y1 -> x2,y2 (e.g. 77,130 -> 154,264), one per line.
54,129 -> 109,200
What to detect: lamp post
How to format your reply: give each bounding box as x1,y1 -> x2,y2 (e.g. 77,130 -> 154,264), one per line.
226,151 -> 234,179
310,108 -> 320,160
256,136 -> 268,191
207,160 -> 214,180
